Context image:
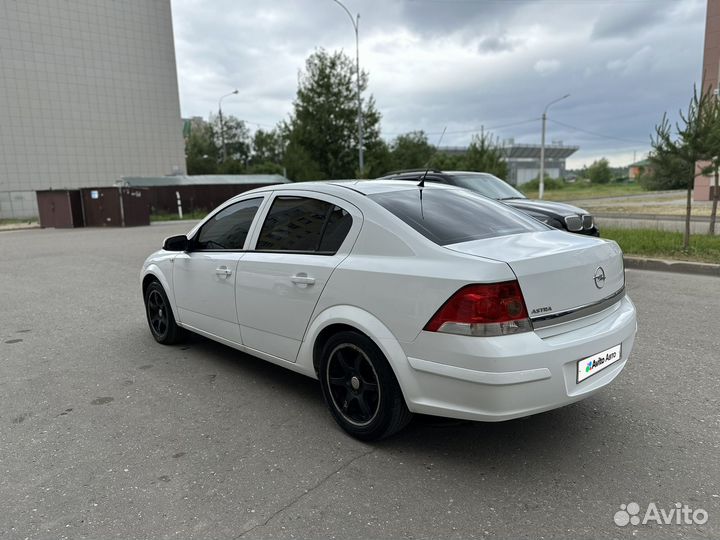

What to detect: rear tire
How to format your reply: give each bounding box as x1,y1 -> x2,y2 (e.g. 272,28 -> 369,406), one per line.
144,281 -> 185,345
319,331 -> 412,441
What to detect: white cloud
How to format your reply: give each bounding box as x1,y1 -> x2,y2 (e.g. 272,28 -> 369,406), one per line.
170,0 -> 705,166
534,59 -> 561,76
606,46 -> 654,76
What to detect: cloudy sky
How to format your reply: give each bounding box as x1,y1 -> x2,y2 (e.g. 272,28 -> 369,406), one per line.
171,0 -> 707,169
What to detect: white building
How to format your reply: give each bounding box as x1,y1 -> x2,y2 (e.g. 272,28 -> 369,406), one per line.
0,0 -> 185,219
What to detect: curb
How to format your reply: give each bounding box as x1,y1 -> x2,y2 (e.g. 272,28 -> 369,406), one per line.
0,224 -> 40,232
596,212 -> 714,223
624,256 -> 720,277
564,190 -> 681,203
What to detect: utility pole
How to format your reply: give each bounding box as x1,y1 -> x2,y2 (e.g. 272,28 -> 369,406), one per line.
539,94 -> 570,199
333,0 -> 363,177
218,89 -> 239,163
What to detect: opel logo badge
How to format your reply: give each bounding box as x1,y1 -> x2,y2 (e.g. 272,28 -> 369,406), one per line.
594,266 -> 606,289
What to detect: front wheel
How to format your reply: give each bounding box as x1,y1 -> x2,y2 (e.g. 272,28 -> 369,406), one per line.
144,281 -> 185,345
319,331 -> 412,441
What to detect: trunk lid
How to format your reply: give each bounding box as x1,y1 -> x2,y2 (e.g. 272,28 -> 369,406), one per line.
445,230 -> 624,318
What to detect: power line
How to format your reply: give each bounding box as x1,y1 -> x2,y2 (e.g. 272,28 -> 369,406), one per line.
547,118 -> 649,145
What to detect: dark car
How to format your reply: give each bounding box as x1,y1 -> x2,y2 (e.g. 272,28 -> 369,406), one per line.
377,170 -> 599,236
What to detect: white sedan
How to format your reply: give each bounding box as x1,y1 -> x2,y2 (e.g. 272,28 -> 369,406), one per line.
141,181 -> 637,440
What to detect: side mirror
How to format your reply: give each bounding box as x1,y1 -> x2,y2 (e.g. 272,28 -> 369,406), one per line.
163,234 -> 189,251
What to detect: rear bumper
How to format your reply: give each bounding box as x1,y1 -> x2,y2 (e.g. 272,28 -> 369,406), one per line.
396,295 -> 636,422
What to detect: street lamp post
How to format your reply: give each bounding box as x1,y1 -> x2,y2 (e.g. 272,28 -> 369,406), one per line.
218,89 -> 239,163
332,0 -> 363,177
539,93 -> 570,199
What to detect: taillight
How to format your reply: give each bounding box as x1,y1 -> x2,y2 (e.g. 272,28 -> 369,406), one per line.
424,280 -> 532,337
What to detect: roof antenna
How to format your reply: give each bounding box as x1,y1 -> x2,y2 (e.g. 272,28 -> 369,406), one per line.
418,127 -> 446,219
418,126 -> 447,188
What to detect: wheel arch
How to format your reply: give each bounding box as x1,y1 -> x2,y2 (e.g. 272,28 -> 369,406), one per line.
312,323 -> 360,374
141,266 -> 181,323
298,306 -> 415,403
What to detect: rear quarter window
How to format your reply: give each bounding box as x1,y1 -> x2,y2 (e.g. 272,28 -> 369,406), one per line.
369,188 -> 546,246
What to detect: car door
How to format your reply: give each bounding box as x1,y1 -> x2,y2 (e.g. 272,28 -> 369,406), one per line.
173,196 -> 266,344
235,191 -> 361,362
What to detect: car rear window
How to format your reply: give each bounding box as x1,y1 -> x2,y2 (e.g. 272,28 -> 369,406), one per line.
368,187 -> 546,245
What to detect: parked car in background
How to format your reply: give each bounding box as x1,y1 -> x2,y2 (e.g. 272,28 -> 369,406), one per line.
141,181 -> 635,440
378,170 -> 600,236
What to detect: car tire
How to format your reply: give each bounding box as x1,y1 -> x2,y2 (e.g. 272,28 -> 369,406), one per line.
319,331 -> 412,441
144,281 -> 185,345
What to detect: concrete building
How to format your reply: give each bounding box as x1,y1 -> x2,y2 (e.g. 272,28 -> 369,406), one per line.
694,0 -> 720,202
628,159 -> 650,181
0,0 -> 185,219
438,141 -> 578,186
502,142 -> 578,186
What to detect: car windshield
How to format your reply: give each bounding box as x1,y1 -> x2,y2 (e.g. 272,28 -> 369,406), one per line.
451,174 -> 526,200
369,187 -> 546,246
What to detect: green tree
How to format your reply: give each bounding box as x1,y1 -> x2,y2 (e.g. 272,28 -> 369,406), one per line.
463,132 -> 508,179
218,159 -> 247,174
388,131 -> 434,171
359,96 -> 389,178
586,158 -> 612,184
185,122 -> 218,175
638,154 -> 690,191
363,137 -> 392,178
283,48 -> 382,180
212,114 -> 251,167
651,86 -> 715,249
250,128 -> 284,166
283,137 -> 325,181
432,151 -> 465,171
246,162 -> 285,175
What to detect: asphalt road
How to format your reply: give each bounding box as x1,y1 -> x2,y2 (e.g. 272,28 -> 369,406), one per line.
1,223 -> 718,539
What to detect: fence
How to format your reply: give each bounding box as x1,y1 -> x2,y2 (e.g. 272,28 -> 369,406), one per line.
0,191 -> 38,220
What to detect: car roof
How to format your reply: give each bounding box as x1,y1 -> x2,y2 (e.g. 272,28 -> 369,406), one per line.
328,179 -> 459,195
381,170 -> 496,178
251,179 -> 458,193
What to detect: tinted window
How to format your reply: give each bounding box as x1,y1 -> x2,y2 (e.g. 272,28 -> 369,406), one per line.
195,197 -> 263,250
369,188 -> 545,246
451,173 -> 526,200
319,205 -> 353,252
256,196 -> 352,253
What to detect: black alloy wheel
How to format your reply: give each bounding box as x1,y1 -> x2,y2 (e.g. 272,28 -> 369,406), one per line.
144,281 -> 185,345
326,343 -> 381,426
319,331 -> 412,440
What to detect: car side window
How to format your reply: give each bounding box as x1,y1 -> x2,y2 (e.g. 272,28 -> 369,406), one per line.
319,205 -> 353,252
255,196 -> 353,254
195,197 -> 263,250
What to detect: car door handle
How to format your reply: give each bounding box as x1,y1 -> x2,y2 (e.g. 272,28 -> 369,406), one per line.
290,274 -> 315,285
215,266 -> 232,278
